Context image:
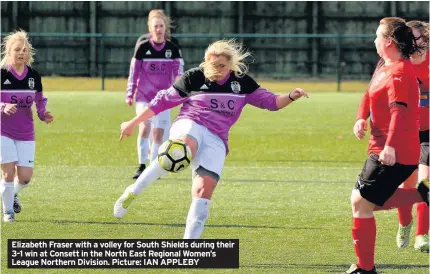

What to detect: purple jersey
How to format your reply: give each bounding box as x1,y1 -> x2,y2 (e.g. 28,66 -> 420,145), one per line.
149,67 -> 279,152
126,39 -> 184,103
1,66 -> 47,141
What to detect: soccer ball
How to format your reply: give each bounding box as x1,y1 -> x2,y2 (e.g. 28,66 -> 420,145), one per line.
157,139 -> 192,172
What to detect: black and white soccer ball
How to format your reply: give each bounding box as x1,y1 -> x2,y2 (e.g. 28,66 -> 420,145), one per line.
157,139 -> 192,172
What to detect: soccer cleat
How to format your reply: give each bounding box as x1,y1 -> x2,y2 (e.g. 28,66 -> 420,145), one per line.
3,212 -> 15,222
13,194 -> 21,213
344,264 -> 378,274
417,179 -> 429,206
132,164 -> 146,180
396,221 -> 413,248
414,234 -> 429,253
114,189 -> 136,219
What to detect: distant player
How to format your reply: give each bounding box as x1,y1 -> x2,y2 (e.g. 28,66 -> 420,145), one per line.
347,18 -> 428,274
133,9 -> 181,161
0,30 -> 54,222
395,20 -> 429,253
126,11 -> 184,180
114,39 -> 309,239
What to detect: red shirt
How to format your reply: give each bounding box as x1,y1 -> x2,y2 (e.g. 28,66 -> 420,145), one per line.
413,51 -> 429,131
366,59 -> 420,165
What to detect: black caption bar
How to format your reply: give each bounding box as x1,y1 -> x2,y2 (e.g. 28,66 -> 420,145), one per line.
8,239 -> 239,268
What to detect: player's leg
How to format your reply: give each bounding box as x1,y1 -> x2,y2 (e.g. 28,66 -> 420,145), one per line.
415,136 -> 429,252
183,127 -> 226,239
133,102 -> 151,179
114,119 -> 201,219
149,109 -> 171,162
0,136 -> 19,222
396,169 -> 417,248
13,140 -> 35,214
346,153 -> 417,274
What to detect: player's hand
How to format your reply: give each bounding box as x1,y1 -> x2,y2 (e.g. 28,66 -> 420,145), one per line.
379,146 -> 396,166
44,111 -> 54,124
353,119 -> 367,140
3,103 -> 17,115
125,98 -> 133,107
289,88 -> 309,100
120,120 -> 135,141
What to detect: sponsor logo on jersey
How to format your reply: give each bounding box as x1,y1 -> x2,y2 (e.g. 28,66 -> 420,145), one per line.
231,81 -> 241,93
3,79 -> 11,85
200,84 -> 209,90
28,78 -> 35,89
145,50 -> 151,55
165,49 -> 172,58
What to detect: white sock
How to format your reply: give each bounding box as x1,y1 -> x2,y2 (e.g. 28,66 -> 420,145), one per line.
1,180 -> 14,214
14,180 -> 29,194
137,137 -> 149,164
183,197 -> 210,239
150,142 -> 161,162
127,160 -> 168,195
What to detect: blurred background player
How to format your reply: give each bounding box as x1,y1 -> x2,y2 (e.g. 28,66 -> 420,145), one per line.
115,39 -> 309,239
347,17 -> 429,274
126,12 -> 184,180
134,9 -> 182,160
395,20 -> 429,253
0,30 -> 54,222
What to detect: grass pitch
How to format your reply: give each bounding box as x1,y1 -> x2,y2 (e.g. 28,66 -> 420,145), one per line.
1,82 -> 428,273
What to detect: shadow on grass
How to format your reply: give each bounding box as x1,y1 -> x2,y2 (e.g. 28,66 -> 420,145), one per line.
19,219 -> 322,230
243,263 -> 428,273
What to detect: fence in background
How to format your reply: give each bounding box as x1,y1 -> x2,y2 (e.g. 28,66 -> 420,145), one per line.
0,32 -> 376,91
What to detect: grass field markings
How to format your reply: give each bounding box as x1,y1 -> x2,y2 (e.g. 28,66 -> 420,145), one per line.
16,219 -> 322,230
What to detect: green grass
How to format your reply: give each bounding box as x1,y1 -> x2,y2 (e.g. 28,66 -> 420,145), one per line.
1,91 -> 428,274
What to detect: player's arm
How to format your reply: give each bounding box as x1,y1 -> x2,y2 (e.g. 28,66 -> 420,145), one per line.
120,70 -> 195,140
35,74 -> 53,124
354,89 -> 370,140
382,74 -> 410,165
126,43 -> 145,105
246,87 -> 308,110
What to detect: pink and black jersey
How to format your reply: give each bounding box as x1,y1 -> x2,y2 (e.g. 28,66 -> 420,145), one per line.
126,39 -> 183,103
1,65 -> 47,141
149,67 -> 279,152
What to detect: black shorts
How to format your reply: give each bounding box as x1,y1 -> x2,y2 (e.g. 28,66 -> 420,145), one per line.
419,130 -> 429,166
355,153 -> 417,206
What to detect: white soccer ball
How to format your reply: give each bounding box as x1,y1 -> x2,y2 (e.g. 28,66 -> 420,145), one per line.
157,139 -> 192,172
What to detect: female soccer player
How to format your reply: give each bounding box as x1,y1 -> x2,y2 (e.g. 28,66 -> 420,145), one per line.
347,18 -> 428,274
395,20 -> 429,253
0,30 -> 54,222
115,39 -> 309,239
126,12 -> 184,180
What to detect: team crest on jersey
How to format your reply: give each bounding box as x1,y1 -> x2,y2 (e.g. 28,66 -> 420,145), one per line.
28,78 -> 35,89
165,49 -> 172,58
231,81 -> 241,93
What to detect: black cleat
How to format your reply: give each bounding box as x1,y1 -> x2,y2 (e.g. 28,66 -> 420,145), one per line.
344,264 -> 378,274
417,179 -> 429,206
13,194 -> 21,213
132,164 -> 146,180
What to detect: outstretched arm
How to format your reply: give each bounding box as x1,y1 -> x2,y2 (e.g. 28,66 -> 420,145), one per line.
246,87 -> 308,111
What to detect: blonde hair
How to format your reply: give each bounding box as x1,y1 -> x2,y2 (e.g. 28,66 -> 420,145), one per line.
199,39 -> 251,81
0,29 -> 35,69
148,9 -> 172,40
407,20 -> 429,46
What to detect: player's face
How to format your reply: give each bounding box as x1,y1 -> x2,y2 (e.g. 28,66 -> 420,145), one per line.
209,55 -> 230,81
412,27 -> 425,47
410,27 -> 427,62
10,40 -> 28,66
374,25 -> 388,58
150,18 -> 166,43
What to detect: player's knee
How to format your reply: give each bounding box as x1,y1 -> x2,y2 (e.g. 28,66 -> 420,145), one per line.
2,166 -> 16,182
350,189 -> 373,215
192,170 -> 218,199
152,129 -> 164,143
180,136 -> 198,158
